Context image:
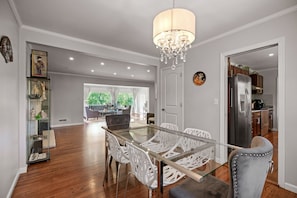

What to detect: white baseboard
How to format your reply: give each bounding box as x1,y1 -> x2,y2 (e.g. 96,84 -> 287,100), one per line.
6,166 -> 27,198
285,182 -> 297,194
51,122 -> 83,128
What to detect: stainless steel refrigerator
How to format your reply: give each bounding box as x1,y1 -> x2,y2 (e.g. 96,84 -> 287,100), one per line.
228,74 -> 252,148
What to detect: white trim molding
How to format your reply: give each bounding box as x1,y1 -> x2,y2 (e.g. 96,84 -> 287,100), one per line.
220,37 -> 286,189
6,168 -> 27,198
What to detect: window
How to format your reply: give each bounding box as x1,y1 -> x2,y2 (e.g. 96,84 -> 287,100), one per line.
87,92 -> 111,106
116,92 -> 133,107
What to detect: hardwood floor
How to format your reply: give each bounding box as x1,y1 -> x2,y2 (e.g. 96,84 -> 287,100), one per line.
12,123 -> 297,198
264,131 -> 278,184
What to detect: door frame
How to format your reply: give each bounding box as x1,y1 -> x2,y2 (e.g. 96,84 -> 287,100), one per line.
219,37 -> 285,187
159,64 -> 184,130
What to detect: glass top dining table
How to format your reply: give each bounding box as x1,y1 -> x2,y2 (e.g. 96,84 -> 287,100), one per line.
102,124 -> 240,196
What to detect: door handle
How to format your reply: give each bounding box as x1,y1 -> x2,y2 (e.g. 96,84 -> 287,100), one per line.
161,108 -> 165,111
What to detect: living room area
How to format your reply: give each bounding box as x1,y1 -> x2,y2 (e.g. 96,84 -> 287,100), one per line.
83,83 -> 150,126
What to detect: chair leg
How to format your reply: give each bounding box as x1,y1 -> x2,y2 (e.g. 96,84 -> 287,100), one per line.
124,172 -> 132,198
116,163 -> 122,198
149,189 -> 152,198
109,156 -> 113,167
102,155 -> 110,186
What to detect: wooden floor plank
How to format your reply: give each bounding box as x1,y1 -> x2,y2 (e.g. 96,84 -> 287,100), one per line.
12,123 -> 297,198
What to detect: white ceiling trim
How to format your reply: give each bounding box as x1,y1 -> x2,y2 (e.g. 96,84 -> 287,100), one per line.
21,25 -> 159,67
193,5 -> 297,48
21,25 -> 159,63
49,71 -> 154,84
8,0 -> 22,26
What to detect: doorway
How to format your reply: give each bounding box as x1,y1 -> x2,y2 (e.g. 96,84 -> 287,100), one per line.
220,38 -> 285,187
160,65 -> 184,130
83,83 -> 150,125
228,45 -> 278,184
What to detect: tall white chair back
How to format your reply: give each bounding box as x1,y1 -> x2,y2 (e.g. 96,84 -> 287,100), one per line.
162,128 -> 213,185
103,132 -> 129,198
140,122 -> 179,153
125,142 -> 158,198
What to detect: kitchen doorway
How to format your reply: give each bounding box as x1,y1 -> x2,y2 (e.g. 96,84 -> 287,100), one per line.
228,45 -> 278,184
220,38 -> 285,187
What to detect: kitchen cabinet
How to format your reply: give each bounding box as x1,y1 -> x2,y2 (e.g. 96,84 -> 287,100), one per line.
252,111 -> 261,137
250,74 -> 263,94
261,110 -> 269,136
269,109 -> 273,130
228,65 -> 249,77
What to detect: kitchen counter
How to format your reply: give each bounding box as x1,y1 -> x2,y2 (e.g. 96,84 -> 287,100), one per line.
252,108 -> 272,137
252,107 -> 273,112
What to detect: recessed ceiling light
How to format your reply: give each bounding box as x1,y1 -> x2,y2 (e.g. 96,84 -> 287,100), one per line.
69,57 -> 74,61
113,72 -> 117,75
147,69 -> 150,73
269,53 -> 274,57
127,66 -> 131,70
131,74 -> 134,77
100,62 -> 105,66
91,69 -> 94,73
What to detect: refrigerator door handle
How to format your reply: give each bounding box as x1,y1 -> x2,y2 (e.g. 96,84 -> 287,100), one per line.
230,88 -> 233,107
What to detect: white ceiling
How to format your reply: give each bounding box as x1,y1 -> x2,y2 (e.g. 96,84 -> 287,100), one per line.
230,45 -> 278,71
29,43 -> 156,81
12,0 -> 297,80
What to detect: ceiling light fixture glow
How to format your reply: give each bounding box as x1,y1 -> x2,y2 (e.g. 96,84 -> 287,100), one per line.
113,72 -> 117,75
131,74 -> 134,77
127,66 -> 131,70
69,57 -> 74,61
91,69 -> 94,72
147,69 -> 150,73
100,62 -> 105,66
153,0 -> 195,70
269,53 -> 274,57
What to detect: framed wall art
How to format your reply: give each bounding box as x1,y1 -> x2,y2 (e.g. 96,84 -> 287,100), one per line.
193,71 -> 206,86
31,49 -> 48,78
0,36 -> 13,63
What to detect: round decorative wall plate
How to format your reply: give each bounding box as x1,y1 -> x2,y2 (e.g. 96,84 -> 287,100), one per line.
193,71 -> 206,86
0,36 -> 13,63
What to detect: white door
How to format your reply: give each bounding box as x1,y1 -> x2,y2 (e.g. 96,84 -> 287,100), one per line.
160,65 -> 183,130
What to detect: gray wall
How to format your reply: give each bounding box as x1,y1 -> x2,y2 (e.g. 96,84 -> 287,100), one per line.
0,0 -> 19,197
183,10 -> 297,190
50,73 -> 155,127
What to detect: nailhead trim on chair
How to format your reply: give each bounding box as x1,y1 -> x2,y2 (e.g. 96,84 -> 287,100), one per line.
231,150 -> 273,197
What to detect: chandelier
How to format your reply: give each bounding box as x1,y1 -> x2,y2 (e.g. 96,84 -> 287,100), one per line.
153,4 -> 195,69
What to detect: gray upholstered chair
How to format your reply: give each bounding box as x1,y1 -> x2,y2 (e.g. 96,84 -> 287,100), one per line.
169,136 -> 273,198
105,114 -> 130,130
85,106 -> 99,120
122,106 -> 131,115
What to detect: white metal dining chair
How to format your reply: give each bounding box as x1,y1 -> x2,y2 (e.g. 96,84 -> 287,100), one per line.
103,131 -> 130,198
125,142 -> 173,198
162,128 -> 213,185
140,123 -> 179,153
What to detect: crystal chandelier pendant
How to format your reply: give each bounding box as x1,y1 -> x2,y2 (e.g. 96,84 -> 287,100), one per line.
171,64 -> 176,70
153,7 -> 195,68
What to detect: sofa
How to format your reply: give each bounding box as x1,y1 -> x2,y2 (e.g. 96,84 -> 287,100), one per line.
85,107 -> 99,120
